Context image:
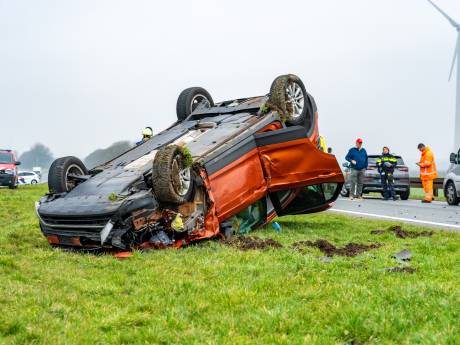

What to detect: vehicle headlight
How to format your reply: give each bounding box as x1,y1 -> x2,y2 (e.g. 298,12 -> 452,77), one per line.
4,169 -> 13,174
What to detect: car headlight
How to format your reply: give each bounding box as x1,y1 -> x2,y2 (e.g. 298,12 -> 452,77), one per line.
4,169 -> 13,174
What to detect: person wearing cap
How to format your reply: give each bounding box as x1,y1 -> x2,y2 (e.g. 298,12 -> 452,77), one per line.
416,143 -> 438,203
345,138 -> 368,200
136,127 -> 153,146
376,146 -> 398,200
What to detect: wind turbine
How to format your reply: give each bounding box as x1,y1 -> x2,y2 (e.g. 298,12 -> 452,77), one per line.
427,0 -> 460,150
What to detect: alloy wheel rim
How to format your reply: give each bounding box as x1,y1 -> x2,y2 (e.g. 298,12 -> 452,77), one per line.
286,82 -> 305,119
447,184 -> 456,203
190,94 -> 211,112
65,164 -> 84,191
172,157 -> 191,197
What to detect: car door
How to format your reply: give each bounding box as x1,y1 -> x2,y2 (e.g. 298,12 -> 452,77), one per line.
255,126 -> 344,215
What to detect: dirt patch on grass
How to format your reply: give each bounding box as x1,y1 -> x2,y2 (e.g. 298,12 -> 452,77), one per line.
292,239 -> 382,257
222,236 -> 283,251
371,225 -> 433,239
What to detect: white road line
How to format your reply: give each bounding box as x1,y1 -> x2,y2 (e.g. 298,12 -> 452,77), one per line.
329,208 -> 460,230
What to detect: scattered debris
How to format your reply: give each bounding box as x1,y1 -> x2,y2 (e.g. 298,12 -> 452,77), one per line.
392,249 -> 412,261
272,222 -> 282,233
371,225 -> 433,239
113,251 -> 133,259
222,236 -> 283,251
385,267 -> 416,273
292,239 -> 382,257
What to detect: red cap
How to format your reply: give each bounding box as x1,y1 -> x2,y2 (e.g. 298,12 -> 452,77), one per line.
356,138 -> 363,144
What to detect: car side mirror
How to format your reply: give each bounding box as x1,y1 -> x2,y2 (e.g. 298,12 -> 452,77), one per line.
15,161 -> 21,166
450,153 -> 457,164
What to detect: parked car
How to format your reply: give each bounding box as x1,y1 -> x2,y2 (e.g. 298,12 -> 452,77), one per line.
340,154 -> 410,200
36,74 -> 344,251
443,150 -> 460,205
17,171 -> 41,185
0,149 -> 20,189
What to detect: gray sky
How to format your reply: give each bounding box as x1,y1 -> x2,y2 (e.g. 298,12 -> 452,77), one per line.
1,0 -> 460,171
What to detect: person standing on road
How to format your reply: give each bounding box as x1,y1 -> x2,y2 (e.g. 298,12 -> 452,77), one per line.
416,143 -> 438,203
376,146 -> 398,200
345,138 -> 368,200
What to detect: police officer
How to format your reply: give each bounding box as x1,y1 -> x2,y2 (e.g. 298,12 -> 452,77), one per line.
376,146 -> 398,200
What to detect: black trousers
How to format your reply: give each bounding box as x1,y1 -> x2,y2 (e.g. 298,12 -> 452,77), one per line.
381,172 -> 395,199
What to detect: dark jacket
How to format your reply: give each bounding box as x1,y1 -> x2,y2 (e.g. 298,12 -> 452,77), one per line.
376,153 -> 397,174
345,147 -> 368,170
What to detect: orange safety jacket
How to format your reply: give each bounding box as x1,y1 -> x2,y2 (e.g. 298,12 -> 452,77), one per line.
419,147 -> 438,181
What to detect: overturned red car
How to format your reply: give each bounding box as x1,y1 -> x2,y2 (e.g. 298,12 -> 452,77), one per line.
36,74 -> 344,251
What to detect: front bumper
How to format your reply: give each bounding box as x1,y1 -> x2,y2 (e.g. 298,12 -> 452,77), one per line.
35,202 -> 123,249
0,173 -> 14,186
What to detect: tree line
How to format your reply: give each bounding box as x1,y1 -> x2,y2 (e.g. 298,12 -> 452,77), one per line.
18,141 -> 134,170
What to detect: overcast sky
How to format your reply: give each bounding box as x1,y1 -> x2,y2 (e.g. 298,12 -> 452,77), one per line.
1,0 -> 460,171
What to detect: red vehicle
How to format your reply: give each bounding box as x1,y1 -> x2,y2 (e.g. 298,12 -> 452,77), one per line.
0,150 -> 21,189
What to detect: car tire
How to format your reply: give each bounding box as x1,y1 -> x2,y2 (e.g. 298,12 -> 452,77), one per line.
269,74 -> 314,128
31,179 -> 38,185
399,190 -> 410,201
48,156 -> 88,194
8,181 -> 17,189
152,145 -> 194,204
340,186 -> 350,197
445,181 -> 460,206
176,87 -> 214,121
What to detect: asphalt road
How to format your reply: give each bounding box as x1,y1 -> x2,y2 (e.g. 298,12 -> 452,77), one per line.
330,197 -> 460,231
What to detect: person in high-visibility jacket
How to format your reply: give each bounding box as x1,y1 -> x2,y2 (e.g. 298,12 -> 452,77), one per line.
376,146 -> 398,200
416,143 -> 438,203
318,135 -> 328,153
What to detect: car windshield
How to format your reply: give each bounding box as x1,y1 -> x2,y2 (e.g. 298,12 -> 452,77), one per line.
368,156 -> 405,166
0,153 -> 13,164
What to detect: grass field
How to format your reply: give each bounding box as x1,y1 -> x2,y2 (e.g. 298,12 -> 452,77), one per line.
1,185 -> 459,344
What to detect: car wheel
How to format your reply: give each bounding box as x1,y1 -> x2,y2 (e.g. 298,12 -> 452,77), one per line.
340,186 -> 350,197
48,156 -> 88,194
176,87 -> 214,121
399,190 -> 410,201
31,179 -> 38,185
152,145 -> 194,204
269,74 -> 313,128
445,181 -> 460,206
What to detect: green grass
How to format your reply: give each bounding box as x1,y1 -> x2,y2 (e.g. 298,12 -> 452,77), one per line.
1,185 -> 459,345
409,188 -> 446,202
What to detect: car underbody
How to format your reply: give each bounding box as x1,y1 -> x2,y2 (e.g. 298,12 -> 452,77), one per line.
36,75 -> 344,252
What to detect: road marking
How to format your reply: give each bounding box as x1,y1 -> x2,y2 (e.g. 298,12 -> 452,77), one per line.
329,208 -> 460,229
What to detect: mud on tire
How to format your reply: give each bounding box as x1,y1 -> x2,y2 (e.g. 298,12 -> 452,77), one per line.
152,145 -> 194,204
269,74 -> 314,128
48,156 -> 88,194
